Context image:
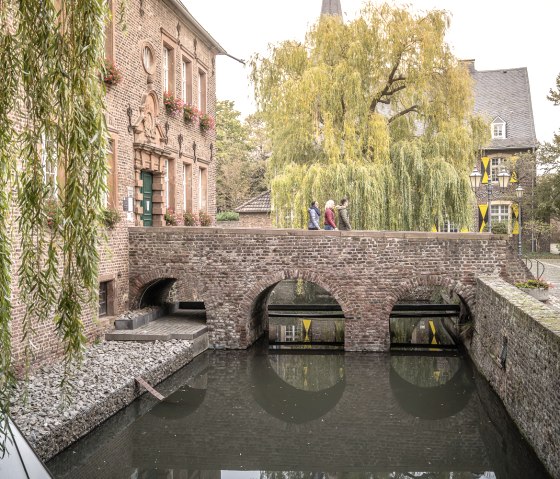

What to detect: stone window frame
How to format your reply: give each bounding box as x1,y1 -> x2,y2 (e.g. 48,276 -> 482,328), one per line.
141,41 -> 156,75
198,164 -> 208,213
489,156 -> 505,183
105,0 -> 115,62
180,50 -> 194,105
105,132 -> 119,209
164,157 -> 176,211
182,160 -> 193,214
161,32 -> 177,97
197,68 -> 207,113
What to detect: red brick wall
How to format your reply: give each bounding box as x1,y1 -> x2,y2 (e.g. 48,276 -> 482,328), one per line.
128,228 -> 531,352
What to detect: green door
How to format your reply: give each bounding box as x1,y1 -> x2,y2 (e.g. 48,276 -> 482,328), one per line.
141,171 -> 153,227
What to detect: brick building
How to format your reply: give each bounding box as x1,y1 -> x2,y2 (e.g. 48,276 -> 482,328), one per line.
466,60 -> 538,234
10,0 -> 226,364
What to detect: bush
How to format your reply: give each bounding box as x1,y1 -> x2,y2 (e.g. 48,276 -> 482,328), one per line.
216,211 -> 239,221
164,209 -> 180,226
491,221 -> 509,235
199,211 -> 212,226
183,211 -> 198,226
102,208 -> 120,229
515,279 -> 550,290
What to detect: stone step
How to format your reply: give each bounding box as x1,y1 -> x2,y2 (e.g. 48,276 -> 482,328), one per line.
106,317 -> 207,342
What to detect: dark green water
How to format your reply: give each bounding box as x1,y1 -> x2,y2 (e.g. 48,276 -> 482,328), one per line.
47,346 -> 551,479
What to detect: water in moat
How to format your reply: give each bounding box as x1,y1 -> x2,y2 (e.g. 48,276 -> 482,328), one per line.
47,344 -> 551,479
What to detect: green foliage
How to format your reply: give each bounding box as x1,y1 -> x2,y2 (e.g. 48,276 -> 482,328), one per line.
216,211 -> 240,221
0,0 -> 109,451
515,279 -> 550,290
216,101 -> 269,211
251,3 -> 488,230
102,209 -> 121,229
491,221 -> 509,235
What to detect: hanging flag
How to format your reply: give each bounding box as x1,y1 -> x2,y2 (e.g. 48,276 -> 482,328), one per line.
511,203 -> 519,234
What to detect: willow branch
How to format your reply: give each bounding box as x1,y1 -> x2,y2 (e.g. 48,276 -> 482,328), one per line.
388,105 -> 419,123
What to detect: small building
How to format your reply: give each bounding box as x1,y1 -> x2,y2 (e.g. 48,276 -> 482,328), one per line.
235,191 -> 273,228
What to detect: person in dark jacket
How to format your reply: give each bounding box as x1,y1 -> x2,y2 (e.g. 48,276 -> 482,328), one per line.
324,199 -> 337,230
308,201 -> 321,230
337,198 -> 351,230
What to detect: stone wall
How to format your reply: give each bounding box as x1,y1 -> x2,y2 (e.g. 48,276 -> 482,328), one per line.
238,212 -> 272,228
470,277 -> 560,477
128,228 -> 530,351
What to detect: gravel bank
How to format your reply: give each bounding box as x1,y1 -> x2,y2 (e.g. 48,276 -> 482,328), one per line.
10,339 -> 197,461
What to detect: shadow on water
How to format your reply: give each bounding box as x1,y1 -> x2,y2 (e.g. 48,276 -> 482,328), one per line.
47,342 -> 551,479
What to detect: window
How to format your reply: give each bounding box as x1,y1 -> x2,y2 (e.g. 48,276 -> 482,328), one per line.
41,134 -> 58,195
99,280 -> 115,317
198,69 -> 207,113
105,0 -> 114,61
490,157 -> 504,183
163,46 -> 171,93
99,281 -> 108,317
198,166 -> 208,213
491,118 -> 506,139
490,204 -> 510,225
183,163 -> 192,213
164,159 -> 169,209
142,45 -> 154,73
181,58 -> 192,104
104,137 -> 118,208
440,220 -> 458,233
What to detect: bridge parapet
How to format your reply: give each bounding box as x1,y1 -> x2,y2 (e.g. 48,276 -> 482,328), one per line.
128,227 -> 530,351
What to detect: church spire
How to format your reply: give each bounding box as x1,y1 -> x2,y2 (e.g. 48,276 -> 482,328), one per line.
321,0 -> 342,18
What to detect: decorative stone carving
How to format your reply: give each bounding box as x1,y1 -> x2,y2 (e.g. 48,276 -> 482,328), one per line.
132,91 -> 168,149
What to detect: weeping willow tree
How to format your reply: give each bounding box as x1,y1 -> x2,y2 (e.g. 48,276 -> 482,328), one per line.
0,0 -> 108,452
251,3 -> 489,230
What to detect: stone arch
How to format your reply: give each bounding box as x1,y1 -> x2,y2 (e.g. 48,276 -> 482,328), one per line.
238,269 -> 354,347
130,268 -> 207,310
387,274 -> 475,313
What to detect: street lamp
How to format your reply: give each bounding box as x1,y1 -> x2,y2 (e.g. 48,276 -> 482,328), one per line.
470,165 -> 511,233
516,185 -> 524,256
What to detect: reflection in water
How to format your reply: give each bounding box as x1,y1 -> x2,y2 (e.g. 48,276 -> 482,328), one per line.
47,347 -> 551,479
269,318 -> 344,346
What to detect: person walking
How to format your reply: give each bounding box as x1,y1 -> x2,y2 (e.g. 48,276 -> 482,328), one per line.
308,201 -> 321,230
337,197 -> 351,231
324,200 -> 337,230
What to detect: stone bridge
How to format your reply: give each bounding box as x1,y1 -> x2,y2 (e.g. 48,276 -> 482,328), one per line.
128,227 -> 530,351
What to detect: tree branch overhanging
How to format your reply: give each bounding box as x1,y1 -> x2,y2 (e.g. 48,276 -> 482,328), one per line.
388,105 -> 419,124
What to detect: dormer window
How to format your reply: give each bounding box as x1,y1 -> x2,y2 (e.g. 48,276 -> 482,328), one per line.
491,117 -> 506,139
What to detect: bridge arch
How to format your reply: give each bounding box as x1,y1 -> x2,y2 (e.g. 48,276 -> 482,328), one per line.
239,269 -> 355,347
388,274 -> 476,313
129,267 -> 208,310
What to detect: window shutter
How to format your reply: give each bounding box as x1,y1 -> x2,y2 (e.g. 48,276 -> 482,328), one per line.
481,157 -> 490,184
478,204 -> 488,232
511,203 -> 519,234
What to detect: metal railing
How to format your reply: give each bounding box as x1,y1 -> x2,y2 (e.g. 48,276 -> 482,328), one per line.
523,257 -> 545,280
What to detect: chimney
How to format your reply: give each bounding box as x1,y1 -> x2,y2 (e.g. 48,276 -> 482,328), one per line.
460,59 -> 476,73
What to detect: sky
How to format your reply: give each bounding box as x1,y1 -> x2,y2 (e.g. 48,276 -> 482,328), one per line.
185,0 -> 560,143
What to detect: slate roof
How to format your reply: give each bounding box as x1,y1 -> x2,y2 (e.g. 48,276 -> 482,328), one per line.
471,65 -> 537,150
321,0 -> 342,17
235,191 -> 271,213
